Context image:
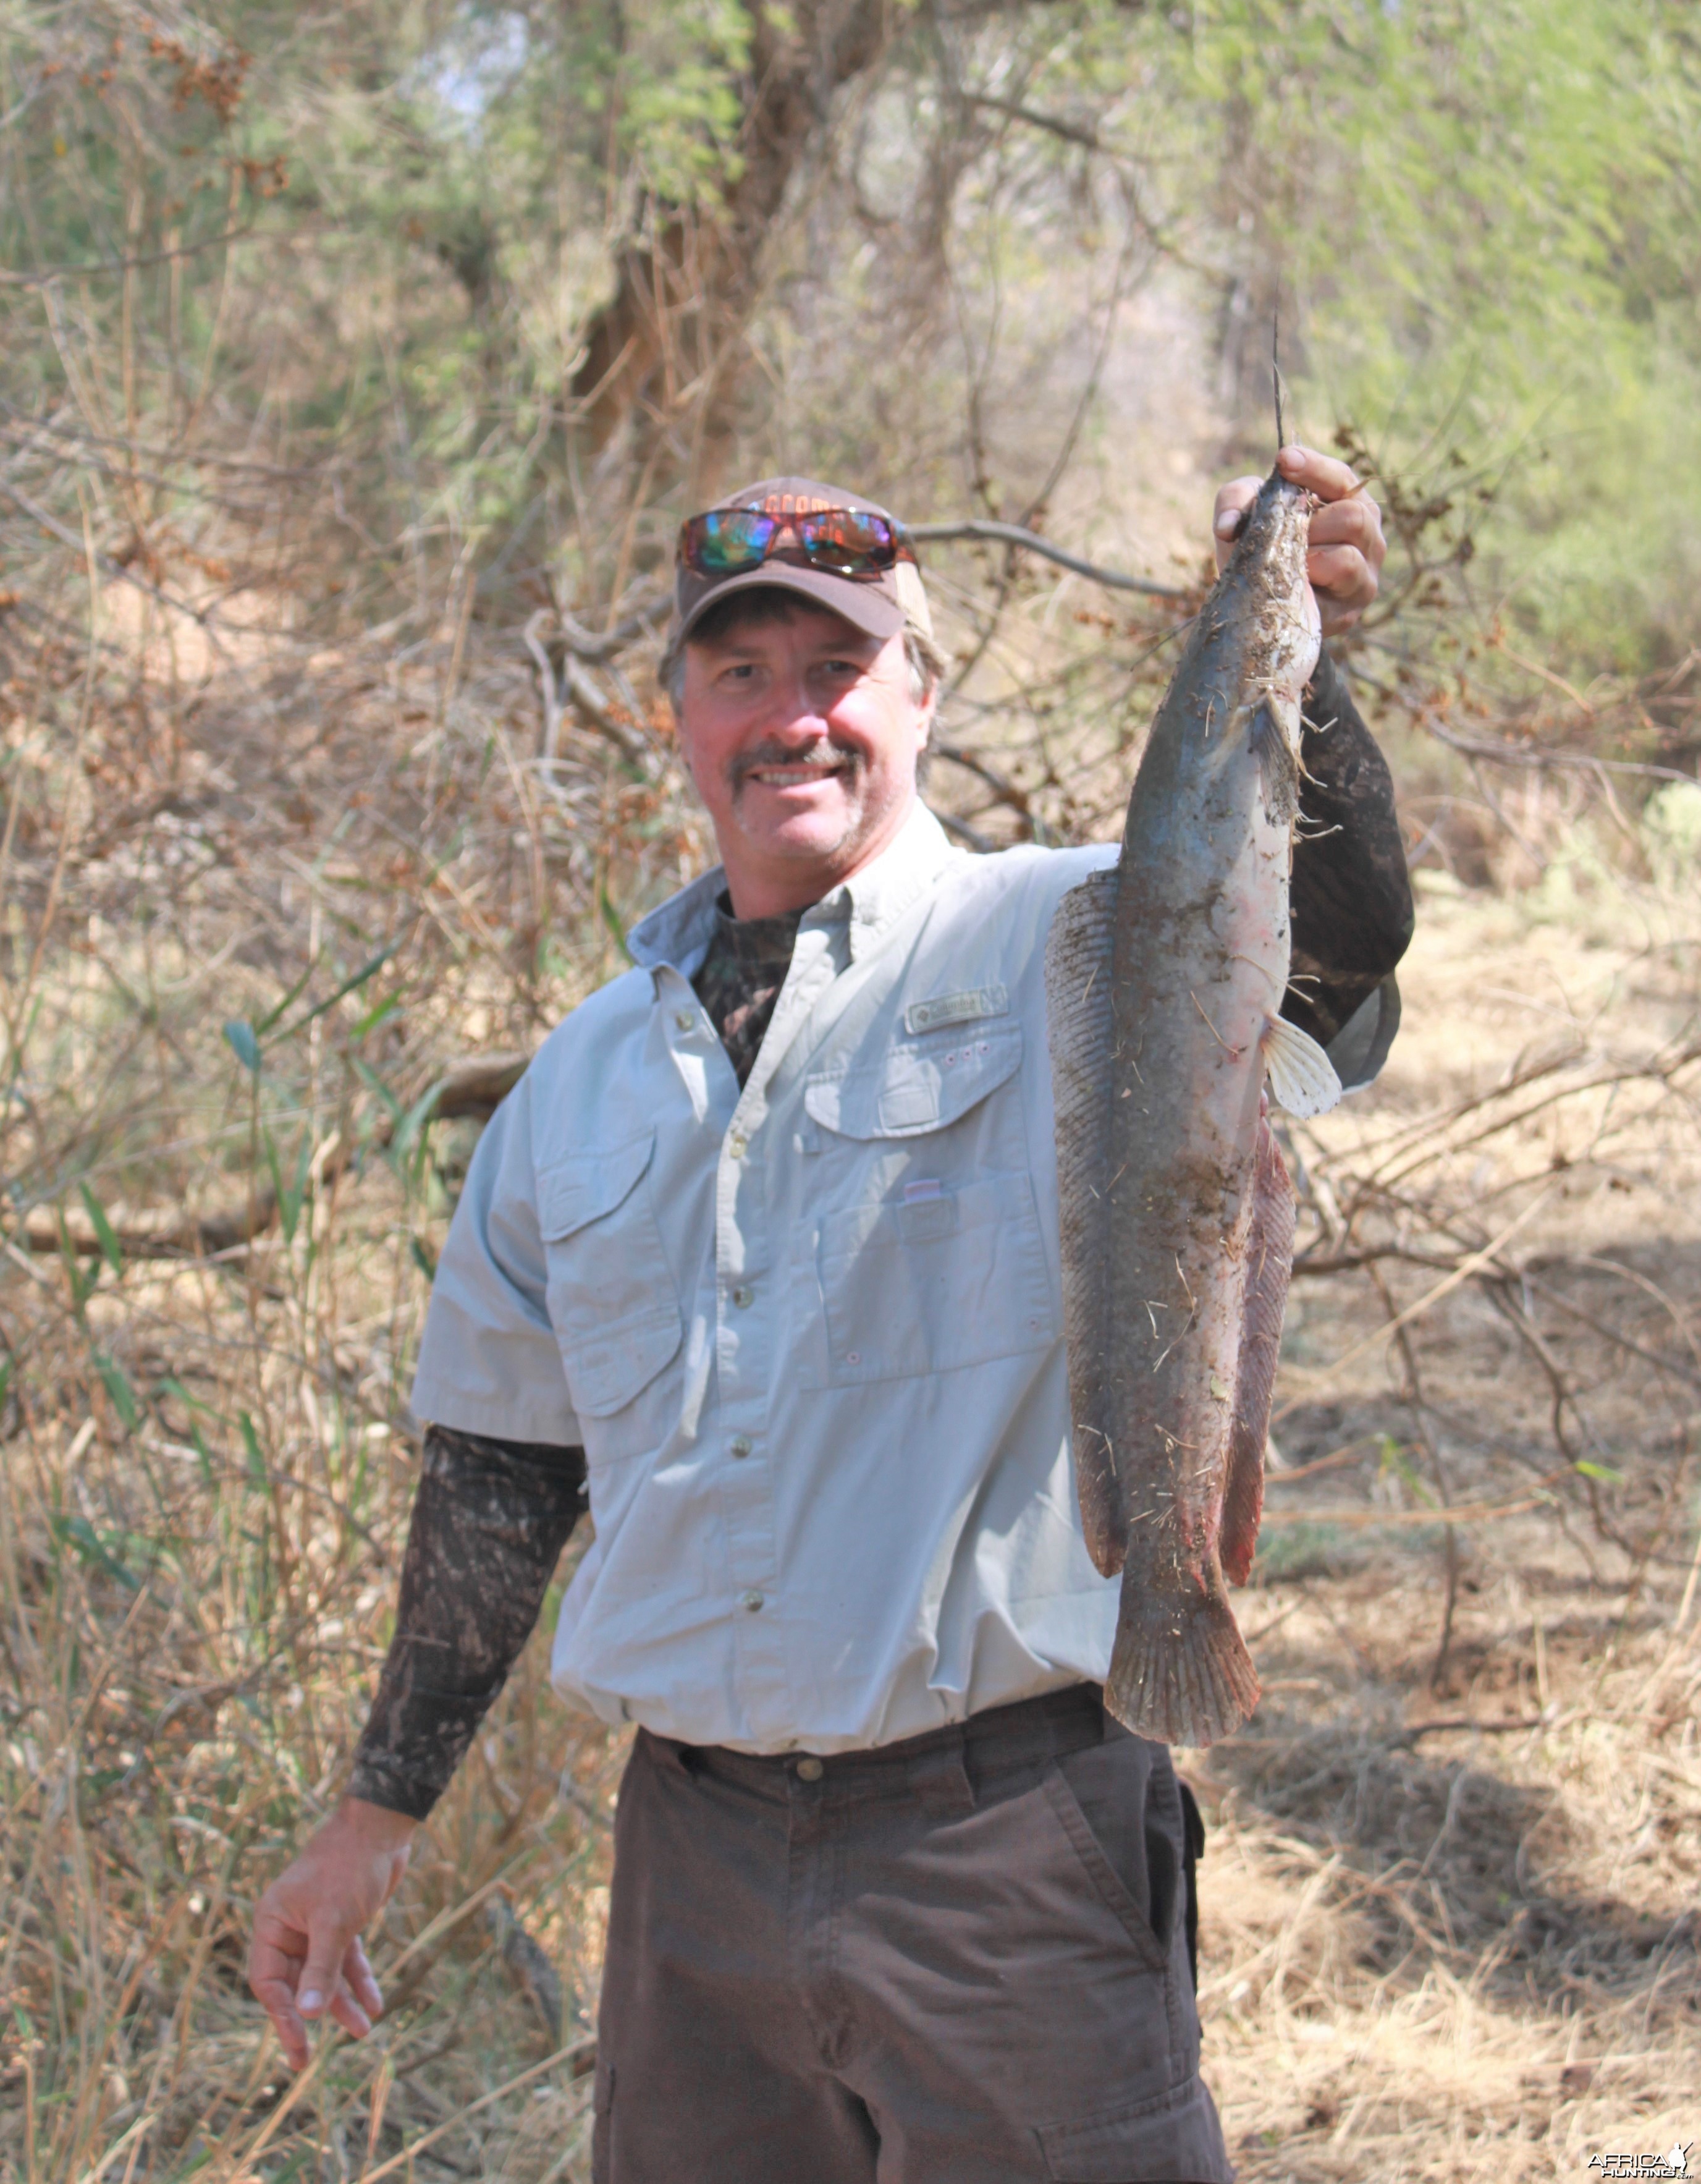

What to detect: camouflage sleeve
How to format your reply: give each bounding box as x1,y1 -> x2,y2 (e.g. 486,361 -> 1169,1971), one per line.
1284,648 -> 1416,1084
347,1425 -> 586,1821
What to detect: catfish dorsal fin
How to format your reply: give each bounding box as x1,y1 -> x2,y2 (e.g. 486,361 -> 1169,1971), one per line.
1044,866 -> 1126,1575
1262,1014 -> 1343,1119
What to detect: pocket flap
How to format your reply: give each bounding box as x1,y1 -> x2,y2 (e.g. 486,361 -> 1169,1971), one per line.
536,1130 -> 656,1241
804,1023 -> 1023,1140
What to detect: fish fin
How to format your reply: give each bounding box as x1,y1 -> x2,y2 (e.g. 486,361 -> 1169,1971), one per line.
1222,1121 -> 1297,1586
1104,1568 -> 1260,1749
1045,866 -> 1126,1575
1262,1013 -> 1343,1119
1251,697 -> 1301,823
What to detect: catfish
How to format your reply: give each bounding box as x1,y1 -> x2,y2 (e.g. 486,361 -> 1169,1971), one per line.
1045,463 -> 1340,1748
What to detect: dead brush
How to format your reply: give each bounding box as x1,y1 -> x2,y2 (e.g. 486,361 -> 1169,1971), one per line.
0,598 -> 686,2183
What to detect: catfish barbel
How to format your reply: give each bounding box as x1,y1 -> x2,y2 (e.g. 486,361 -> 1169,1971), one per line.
1045,462 -> 1342,1748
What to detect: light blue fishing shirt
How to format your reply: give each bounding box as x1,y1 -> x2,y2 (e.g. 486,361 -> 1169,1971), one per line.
412,800 -> 1382,1753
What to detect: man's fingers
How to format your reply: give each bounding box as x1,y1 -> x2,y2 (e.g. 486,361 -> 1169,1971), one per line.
1307,543 -> 1375,604
344,1935 -> 384,2022
327,1986 -> 374,2042
1308,493 -> 1383,556
297,1915 -> 357,2020
248,1962 -> 311,2072
1212,476 -> 1260,570
1276,442 -> 1364,504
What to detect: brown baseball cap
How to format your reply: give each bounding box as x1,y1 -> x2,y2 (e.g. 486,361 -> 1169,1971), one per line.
671,475 -> 933,648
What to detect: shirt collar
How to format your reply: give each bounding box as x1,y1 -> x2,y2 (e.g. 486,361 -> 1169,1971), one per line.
628,800 -> 959,976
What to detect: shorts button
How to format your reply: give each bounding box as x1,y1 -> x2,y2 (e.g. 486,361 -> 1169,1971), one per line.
740,1589 -> 765,1612
795,1757 -> 824,1782
730,1434 -> 753,1459
732,1285 -> 754,1308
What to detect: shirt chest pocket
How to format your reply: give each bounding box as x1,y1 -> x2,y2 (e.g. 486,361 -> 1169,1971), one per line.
795,1023 -> 1058,1388
536,1132 -> 683,1433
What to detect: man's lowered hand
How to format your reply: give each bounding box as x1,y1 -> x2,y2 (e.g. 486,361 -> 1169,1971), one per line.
247,1796 -> 415,2070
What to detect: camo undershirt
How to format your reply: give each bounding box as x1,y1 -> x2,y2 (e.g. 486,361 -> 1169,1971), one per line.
350,653 -> 1412,1819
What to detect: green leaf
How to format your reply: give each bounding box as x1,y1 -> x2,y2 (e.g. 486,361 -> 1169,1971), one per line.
410,1234 -> 438,1281
158,1375 -> 219,1419
223,1019 -> 262,1076
599,882 -> 633,963
274,939 -> 401,1043
266,1129 -> 316,1247
351,1056 -> 404,1123
54,1513 -> 140,1592
94,1352 -> 140,1432
1574,1460 -> 1625,1484
78,1180 -> 124,1278
350,991 -> 403,1042
255,954 -> 319,1036
389,1080 -> 444,1165
238,1412 -> 269,1491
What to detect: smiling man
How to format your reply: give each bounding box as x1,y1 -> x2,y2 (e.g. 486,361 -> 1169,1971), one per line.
248,465 -> 1413,2182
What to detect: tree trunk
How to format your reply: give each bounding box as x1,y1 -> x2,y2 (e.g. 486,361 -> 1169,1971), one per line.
570,0 -> 894,500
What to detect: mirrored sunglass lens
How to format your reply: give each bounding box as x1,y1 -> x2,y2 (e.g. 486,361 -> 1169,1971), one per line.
796,511 -> 892,570
693,513 -> 774,570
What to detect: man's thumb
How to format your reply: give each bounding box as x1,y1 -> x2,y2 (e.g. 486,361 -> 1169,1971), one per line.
297,1916 -> 353,2017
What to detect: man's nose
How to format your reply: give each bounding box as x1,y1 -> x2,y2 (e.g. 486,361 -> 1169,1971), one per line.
756,671 -> 829,739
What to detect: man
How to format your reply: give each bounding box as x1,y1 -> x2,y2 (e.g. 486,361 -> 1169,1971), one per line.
249,453 -> 1409,2182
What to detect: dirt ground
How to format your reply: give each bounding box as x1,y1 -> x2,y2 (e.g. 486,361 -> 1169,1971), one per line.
1193,863 -> 1701,2180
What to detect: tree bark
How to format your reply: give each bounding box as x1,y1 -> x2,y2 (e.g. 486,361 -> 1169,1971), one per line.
570,0 -> 894,498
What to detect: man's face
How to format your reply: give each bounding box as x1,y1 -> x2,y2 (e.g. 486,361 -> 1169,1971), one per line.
675,602 -> 934,918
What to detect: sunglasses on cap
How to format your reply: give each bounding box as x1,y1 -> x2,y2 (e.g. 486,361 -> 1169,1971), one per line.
677,506 -> 917,580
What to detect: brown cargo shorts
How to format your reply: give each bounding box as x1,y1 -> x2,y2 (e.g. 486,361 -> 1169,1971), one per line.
591,1683 -> 1231,2183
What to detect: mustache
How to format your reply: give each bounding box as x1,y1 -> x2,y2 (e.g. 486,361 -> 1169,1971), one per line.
727,739 -> 863,790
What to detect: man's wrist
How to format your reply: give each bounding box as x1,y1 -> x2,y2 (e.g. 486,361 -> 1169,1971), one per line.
330,1787 -> 425,1843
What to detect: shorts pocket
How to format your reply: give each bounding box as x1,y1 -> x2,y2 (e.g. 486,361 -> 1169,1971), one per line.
537,1132 -> 683,1424
1036,2076 -> 1231,2182
1041,1756 -> 1168,1974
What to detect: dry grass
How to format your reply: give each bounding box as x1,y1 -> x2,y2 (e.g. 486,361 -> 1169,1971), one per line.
2,593 -> 1698,2182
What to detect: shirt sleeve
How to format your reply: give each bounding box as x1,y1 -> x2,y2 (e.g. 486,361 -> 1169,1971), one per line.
348,1426 -> 587,1821
1283,648 -> 1415,1085
410,1068 -> 583,1445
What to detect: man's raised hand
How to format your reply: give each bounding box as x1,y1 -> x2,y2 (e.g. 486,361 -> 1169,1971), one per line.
1212,444 -> 1387,637
247,1797 -> 416,2070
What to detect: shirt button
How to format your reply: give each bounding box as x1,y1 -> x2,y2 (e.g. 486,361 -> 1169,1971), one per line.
795,1757 -> 824,1782
730,1434 -> 753,1459
727,1131 -> 747,1159
740,1589 -> 765,1612
732,1285 -> 754,1308
673,1009 -> 694,1031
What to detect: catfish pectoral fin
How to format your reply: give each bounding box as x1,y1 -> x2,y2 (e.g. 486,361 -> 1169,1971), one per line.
1104,1571 -> 1261,1748
1262,1014 -> 1342,1118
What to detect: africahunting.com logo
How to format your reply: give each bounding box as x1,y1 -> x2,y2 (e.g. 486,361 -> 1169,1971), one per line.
1586,2148 -> 1692,2180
